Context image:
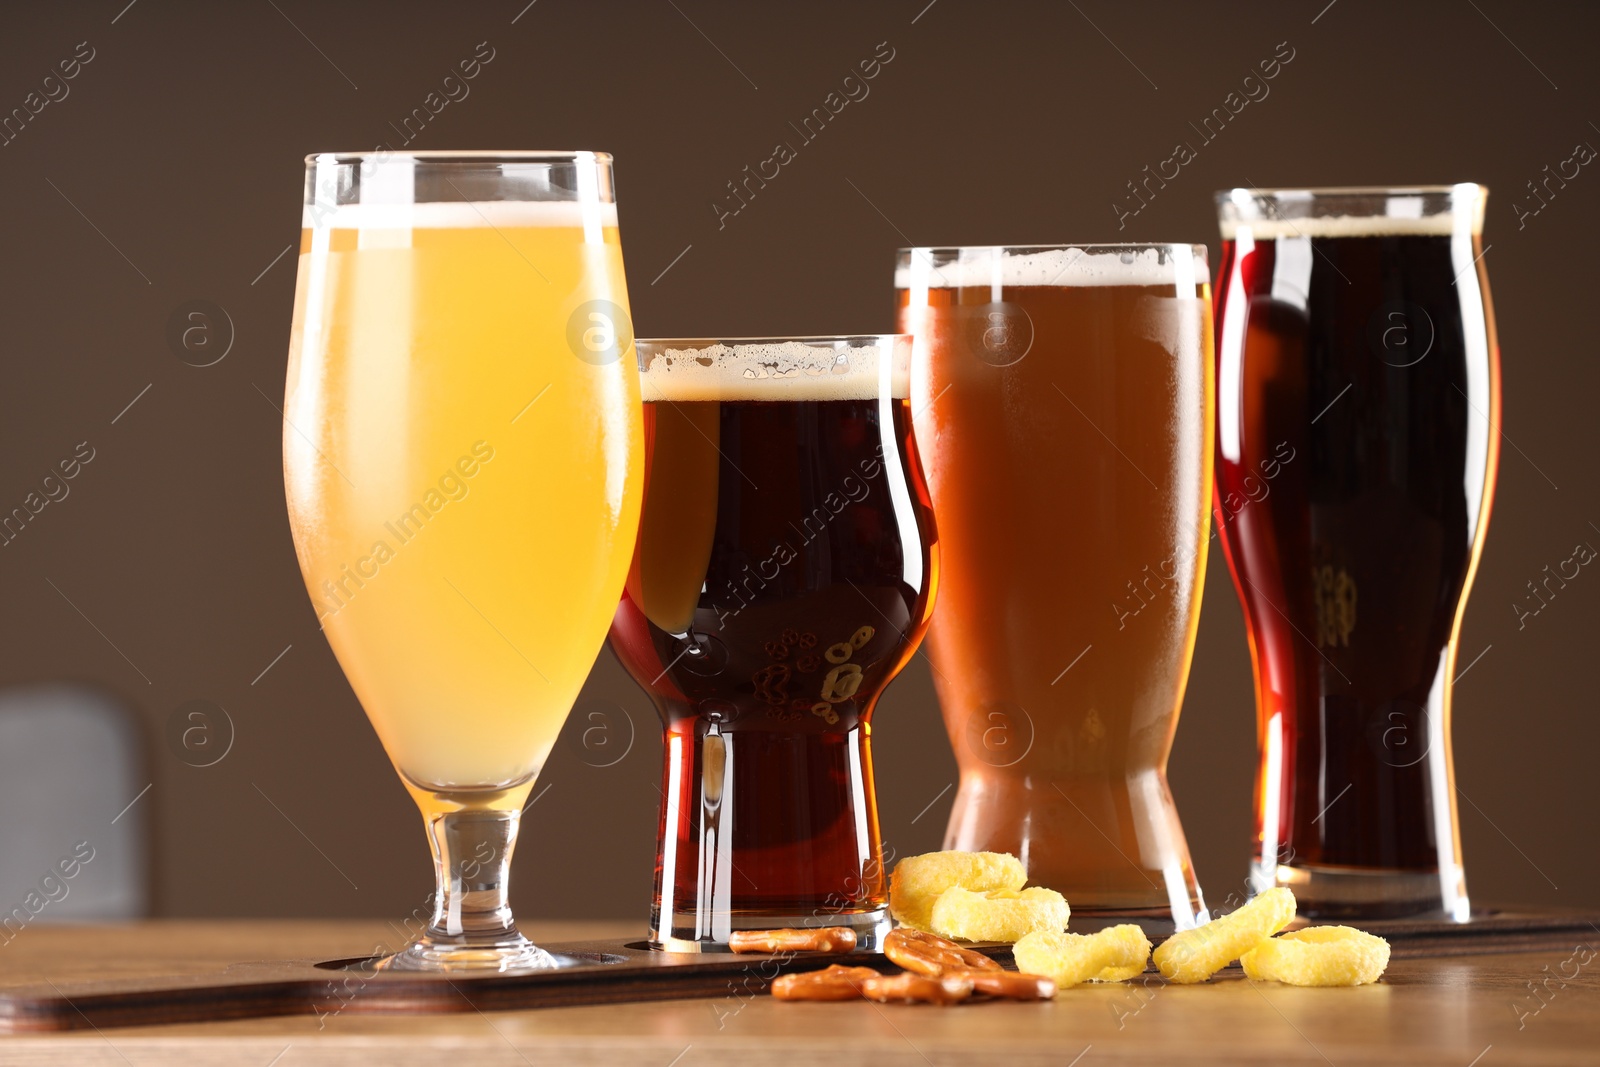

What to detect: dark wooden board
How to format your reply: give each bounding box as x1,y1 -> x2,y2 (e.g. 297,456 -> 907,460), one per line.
3,909 -> 1594,1033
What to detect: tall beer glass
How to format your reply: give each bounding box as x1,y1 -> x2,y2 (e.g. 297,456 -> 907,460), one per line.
608,337 -> 936,950
897,246 -> 1213,927
284,152 -> 642,971
1214,186 -> 1498,919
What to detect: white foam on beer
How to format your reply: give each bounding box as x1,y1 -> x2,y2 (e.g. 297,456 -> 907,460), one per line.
300,200 -> 618,229
1217,213 -> 1468,239
639,341 -> 910,402
893,246 -> 1195,289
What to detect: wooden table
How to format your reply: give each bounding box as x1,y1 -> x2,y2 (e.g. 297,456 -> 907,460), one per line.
0,920 -> 1595,1065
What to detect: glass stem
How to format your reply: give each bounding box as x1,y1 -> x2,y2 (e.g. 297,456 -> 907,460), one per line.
422,807 -> 523,947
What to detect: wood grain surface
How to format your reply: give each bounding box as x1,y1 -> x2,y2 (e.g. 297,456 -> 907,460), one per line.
0,917 -> 1595,1064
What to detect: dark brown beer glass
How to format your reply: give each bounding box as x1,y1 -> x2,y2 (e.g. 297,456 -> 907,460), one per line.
1213,186 -> 1499,919
609,336 -> 936,950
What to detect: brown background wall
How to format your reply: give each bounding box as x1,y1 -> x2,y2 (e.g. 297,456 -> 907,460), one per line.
0,0 -> 1594,922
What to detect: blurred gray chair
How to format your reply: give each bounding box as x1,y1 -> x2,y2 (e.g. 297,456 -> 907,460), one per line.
0,684 -> 147,923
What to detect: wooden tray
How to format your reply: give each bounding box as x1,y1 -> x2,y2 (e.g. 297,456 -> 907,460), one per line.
3,909 -> 1593,1033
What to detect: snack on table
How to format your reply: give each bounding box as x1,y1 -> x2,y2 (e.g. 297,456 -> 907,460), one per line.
728,927 -> 858,955
889,851 -> 1027,932
965,969 -> 1058,1000
929,886 -> 1070,943
860,971 -> 975,1005
1240,925 -> 1391,987
1153,887 -> 1297,984
1013,925 -> 1152,988
883,928 -> 1002,976
770,964 -> 881,1001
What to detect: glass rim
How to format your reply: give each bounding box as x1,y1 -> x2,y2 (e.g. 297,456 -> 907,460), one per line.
1216,183 -> 1487,236
636,334 -> 909,348
636,336 -> 911,399
303,150 -> 612,167
898,242 -> 1206,256
894,244 -> 1209,289
1214,183 -> 1486,202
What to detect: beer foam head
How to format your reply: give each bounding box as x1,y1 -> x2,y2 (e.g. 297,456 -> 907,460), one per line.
894,245 -> 1205,289
1217,213 -> 1460,239
1216,185 -> 1486,239
301,200 -> 618,229
638,339 -> 911,402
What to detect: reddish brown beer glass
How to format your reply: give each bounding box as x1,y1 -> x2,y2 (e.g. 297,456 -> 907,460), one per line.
896,245 -> 1214,928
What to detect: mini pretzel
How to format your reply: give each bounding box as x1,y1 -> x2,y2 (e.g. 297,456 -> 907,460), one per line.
728,927 -> 858,955
884,928 -> 1002,977
965,969 -> 1057,1000
860,971 -> 974,1005
751,663 -> 790,707
770,964 -> 879,1001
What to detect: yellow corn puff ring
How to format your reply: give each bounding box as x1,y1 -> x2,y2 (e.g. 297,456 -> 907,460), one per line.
1013,925 -> 1152,988
929,886 -> 1070,943
1153,887 -> 1296,984
1240,925 -> 1390,987
888,851 -> 1026,933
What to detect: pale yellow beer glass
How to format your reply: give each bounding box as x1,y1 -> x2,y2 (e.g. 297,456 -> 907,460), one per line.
283,152 -> 642,972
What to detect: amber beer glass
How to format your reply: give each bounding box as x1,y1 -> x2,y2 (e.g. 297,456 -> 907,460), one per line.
284,152 -> 643,971
1214,186 -> 1498,919
897,246 -> 1213,926
608,337 -> 936,949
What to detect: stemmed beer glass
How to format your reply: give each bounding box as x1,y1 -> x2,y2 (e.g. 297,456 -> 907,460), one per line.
283,152 -> 642,971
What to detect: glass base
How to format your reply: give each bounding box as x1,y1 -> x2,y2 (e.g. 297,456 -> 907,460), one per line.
1059,903 -> 1210,939
377,793 -> 566,975
375,931 -> 567,974
649,906 -> 891,953
943,769 -> 1209,929
1257,860 -> 1471,921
